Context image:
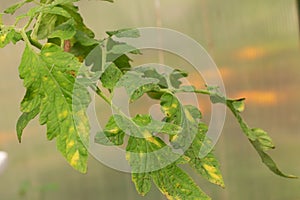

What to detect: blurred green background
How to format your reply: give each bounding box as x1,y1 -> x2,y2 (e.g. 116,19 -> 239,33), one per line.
0,0 -> 300,199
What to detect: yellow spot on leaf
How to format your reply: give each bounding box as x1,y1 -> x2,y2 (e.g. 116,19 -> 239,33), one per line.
146,137 -> 162,147
203,164 -> 222,182
43,52 -> 52,57
58,110 -> 68,119
70,150 -> 80,167
0,34 -> 7,42
67,140 -> 75,149
184,109 -> 195,122
171,103 -> 178,109
69,127 -> 75,133
109,127 -> 119,134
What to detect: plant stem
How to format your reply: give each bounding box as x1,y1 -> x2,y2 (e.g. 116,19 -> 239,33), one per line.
30,13 -> 43,40
20,29 -> 33,49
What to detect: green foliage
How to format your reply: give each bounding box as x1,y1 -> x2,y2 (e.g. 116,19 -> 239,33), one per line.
0,0 -> 296,199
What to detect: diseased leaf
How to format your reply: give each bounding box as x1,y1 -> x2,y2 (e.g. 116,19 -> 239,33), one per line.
48,19 -> 76,40
184,105 -> 202,120
18,43 -> 90,173
161,93 -> 199,151
100,63 -> 122,91
0,28 -> 21,48
132,173 -> 151,196
152,164 -> 211,200
184,123 -> 225,188
94,115 -> 125,146
160,93 -> 182,124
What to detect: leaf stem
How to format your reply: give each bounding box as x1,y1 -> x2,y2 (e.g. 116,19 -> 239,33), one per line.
94,86 -> 111,105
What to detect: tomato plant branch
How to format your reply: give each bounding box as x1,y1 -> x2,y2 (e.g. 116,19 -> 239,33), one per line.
1,1 -> 297,199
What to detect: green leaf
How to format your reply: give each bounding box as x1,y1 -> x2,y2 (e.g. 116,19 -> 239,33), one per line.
48,19 -> 76,40
110,54 -> 131,72
51,0 -> 79,5
16,107 -> 40,143
226,99 -> 297,178
106,28 -> 140,38
100,63 -> 122,91
134,66 -> 168,100
18,43 -> 90,173
106,38 -> 133,72
135,66 -> 168,88
207,86 -> 226,104
152,165 -> 211,200
169,69 -> 188,88
39,6 -> 72,18
84,44 -> 103,72
60,3 -> 95,38
116,71 -> 160,101
250,128 -> 275,151
231,98 -> 246,113
250,140 -> 297,178
74,30 -> 99,46
133,114 -> 182,136
108,43 -> 141,55
34,13 -> 58,40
